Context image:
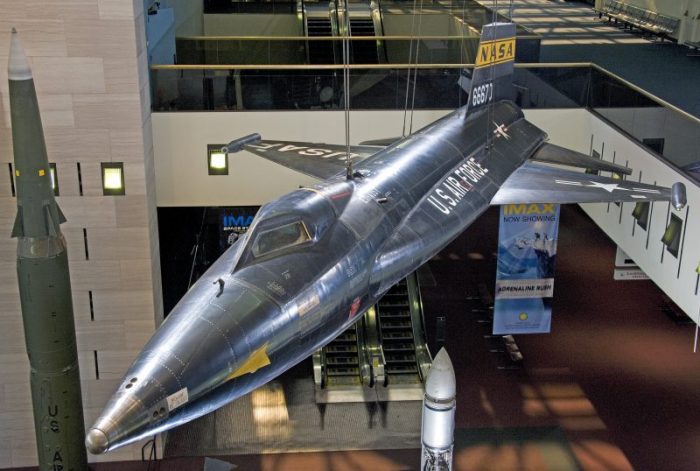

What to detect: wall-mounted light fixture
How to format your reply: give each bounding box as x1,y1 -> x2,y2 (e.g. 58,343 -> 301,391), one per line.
101,162 -> 125,196
632,201 -> 649,231
661,213 -> 682,258
208,144 -> 228,176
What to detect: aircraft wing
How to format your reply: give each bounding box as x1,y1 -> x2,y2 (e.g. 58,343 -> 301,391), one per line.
223,134 -> 381,180
491,161 -> 686,209
530,143 -> 632,176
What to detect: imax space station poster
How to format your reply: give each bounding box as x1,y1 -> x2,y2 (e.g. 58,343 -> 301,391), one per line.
493,203 -> 560,335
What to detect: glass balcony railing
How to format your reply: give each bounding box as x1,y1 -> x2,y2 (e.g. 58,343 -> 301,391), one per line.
150,64 -> 586,111
174,35 -> 541,66
149,63 -> 700,183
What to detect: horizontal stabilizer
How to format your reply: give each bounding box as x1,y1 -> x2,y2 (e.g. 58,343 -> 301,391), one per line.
227,138 -> 380,180
530,143 -> 632,175
491,161 -> 683,207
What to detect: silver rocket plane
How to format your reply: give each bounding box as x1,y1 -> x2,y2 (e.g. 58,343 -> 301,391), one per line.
87,22 -> 687,453
421,348 -> 456,471
9,29 -> 88,469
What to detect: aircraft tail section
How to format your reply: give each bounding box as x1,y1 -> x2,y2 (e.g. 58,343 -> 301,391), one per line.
465,22 -> 516,119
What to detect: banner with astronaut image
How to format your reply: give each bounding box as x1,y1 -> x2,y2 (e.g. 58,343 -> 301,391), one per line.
493,203 -> 560,335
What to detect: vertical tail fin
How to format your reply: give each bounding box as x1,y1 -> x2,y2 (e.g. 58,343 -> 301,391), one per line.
464,22 -> 516,119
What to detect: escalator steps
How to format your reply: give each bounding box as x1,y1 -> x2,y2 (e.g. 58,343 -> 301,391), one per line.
386,365 -> 419,374
380,320 -> 412,329
335,331 -> 357,342
325,344 -> 357,353
378,310 -> 410,318
327,367 -> 360,376
385,353 -> 416,363
326,356 -> 359,366
383,342 -> 415,352
382,331 -> 414,340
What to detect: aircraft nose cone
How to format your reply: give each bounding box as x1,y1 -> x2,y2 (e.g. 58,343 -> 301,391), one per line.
85,428 -> 109,454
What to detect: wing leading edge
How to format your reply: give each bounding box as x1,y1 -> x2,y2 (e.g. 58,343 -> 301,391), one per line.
223,134 -> 382,180
492,161 -> 687,210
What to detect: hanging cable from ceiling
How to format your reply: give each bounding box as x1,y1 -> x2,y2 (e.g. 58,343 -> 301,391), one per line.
342,0 -> 353,179
401,0 -> 420,138
458,0 -> 468,111
407,0 -> 425,135
188,208 -> 208,289
509,0 -> 514,21
485,0 -> 499,152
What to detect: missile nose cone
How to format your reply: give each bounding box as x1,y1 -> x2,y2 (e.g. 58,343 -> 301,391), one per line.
85,428 -> 109,454
425,348 -> 456,401
8,28 -> 32,81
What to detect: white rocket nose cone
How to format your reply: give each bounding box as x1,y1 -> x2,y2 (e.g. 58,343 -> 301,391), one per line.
8,28 -> 33,81
425,347 -> 456,401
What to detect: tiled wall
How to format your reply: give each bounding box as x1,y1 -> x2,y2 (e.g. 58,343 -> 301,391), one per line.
0,1 -> 162,467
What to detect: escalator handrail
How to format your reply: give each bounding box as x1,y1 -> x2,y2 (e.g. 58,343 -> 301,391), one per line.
329,1 -> 342,63
406,271 -> 432,381
355,316 -> 373,386
300,0 -> 310,64
371,0 -> 389,63
362,306 -> 386,387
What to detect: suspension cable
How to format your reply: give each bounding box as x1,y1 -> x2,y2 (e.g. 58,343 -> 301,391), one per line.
458,0 -> 468,111
486,0 -> 498,152
342,0 -> 352,178
401,0 -> 420,138
407,0 -> 425,135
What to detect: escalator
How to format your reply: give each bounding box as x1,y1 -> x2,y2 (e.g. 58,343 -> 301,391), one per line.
313,271 -> 430,402
306,16 -> 336,64
349,17 -> 379,64
376,273 -> 431,385
303,1 -> 386,65
376,279 -> 419,382
322,326 -> 362,387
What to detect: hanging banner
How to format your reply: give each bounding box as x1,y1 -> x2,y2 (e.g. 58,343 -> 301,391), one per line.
493,204 -> 560,335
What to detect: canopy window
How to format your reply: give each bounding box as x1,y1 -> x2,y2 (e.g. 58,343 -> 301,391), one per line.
253,221 -> 311,257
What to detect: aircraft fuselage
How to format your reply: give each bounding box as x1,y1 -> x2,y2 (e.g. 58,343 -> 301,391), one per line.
87,101 -> 547,451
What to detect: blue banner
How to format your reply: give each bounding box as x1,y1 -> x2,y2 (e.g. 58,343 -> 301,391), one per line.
493,204 -> 560,335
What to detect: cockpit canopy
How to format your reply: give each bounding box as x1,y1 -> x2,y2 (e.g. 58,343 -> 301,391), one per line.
252,220 -> 312,258
231,188 -> 339,271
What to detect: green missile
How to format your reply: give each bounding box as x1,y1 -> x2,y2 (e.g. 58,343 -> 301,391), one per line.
9,28 -> 88,471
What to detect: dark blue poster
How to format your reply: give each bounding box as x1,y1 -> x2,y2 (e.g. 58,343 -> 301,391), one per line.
493,203 -> 560,335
